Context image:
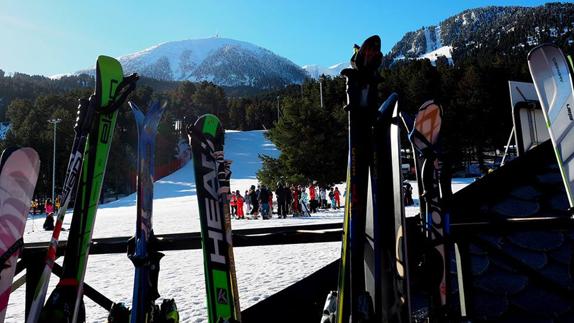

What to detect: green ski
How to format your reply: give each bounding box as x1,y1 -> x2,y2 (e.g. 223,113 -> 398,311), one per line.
40,56 -> 138,323
189,114 -> 241,323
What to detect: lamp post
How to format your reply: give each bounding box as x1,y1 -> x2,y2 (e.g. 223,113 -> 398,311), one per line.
319,77 -> 324,108
48,118 -> 61,204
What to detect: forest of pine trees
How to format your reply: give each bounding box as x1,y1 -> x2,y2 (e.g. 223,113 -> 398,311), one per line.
1,2 -> 573,196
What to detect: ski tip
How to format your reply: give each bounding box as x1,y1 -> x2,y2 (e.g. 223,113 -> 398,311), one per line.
377,92 -> 399,123
418,99 -> 443,116
96,55 -> 120,65
379,93 -> 399,112
95,55 -> 125,111
0,147 -> 20,172
527,43 -> 561,61
194,114 -> 223,138
150,100 -> 168,114
127,100 -> 140,112
351,35 -> 382,72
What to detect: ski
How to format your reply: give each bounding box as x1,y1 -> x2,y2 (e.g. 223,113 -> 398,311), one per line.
189,114 -> 240,323
40,56 -> 138,323
334,35 -> 382,323
409,101 -> 448,318
27,97 -> 96,323
400,112 -> 425,221
217,157 -> 241,322
528,44 -> 574,209
127,101 -> 170,323
0,147 -> 40,323
369,93 -> 411,322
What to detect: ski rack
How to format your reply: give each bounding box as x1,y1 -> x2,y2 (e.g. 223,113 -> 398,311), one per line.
17,223 -> 343,318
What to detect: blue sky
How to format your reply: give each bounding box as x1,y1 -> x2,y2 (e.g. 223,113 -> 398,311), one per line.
0,0 -> 560,76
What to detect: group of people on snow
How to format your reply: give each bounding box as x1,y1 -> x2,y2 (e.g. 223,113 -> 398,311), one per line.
228,183 -> 342,220
29,196 -> 60,231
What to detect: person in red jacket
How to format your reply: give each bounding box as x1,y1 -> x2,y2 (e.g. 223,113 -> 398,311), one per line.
334,187 -> 341,209
309,184 -> 317,213
230,191 -> 237,218
268,191 -> 274,217
235,190 -> 245,219
43,199 -> 55,231
291,185 -> 299,216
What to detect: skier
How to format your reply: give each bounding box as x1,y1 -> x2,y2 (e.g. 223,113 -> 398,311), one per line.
276,182 -> 288,219
259,185 -> 270,219
230,191 -> 238,218
44,198 -> 54,216
403,181 -> 414,206
31,199 -> 39,214
43,199 -> 55,231
43,214 -> 54,231
291,185 -> 300,216
285,185 -> 293,216
55,195 -> 61,211
235,190 -> 245,219
300,186 -> 310,217
334,187 -> 341,209
309,184 -> 317,213
320,187 -> 327,209
249,185 -> 260,219
329,188 -> 335,209
245,190 -> 251,215
268,191 -> 274,216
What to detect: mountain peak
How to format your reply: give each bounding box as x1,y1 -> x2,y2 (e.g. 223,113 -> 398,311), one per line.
78,37 -> 308,89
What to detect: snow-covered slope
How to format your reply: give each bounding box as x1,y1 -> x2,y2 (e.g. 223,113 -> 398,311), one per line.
7,130 -> 343,323
303,62 -> 348,79
8,129 -> 469,322
419,45 -> 453,66
392,25 -> 453,65
77,37 -> 308,89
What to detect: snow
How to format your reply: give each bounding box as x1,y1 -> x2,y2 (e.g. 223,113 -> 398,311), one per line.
434,26 -> 443,48
74,37 -> 307,87
6,130 -> 470,322
48,73 -> 72,80
424,28 -> 435,52
419,45 -> 454,66
302,63 -> 348,79
118,37 -> 268,81
394,44 -> 453,66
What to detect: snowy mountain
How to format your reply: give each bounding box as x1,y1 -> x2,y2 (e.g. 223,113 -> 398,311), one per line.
389,3 -> 574,65
302,63 -> 348,79
76,37 -> 309,89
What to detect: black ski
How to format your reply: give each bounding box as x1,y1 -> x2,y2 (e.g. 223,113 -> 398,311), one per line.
335,35 -> 383,323
409,100 -> 448,320
369,93 -> 411,322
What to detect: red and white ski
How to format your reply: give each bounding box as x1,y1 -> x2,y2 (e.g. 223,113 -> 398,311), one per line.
0,147 -> 40,322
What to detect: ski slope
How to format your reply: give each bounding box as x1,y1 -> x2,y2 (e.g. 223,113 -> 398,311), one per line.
7,130 -> 470,322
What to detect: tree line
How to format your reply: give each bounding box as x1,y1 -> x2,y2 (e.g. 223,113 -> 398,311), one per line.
0,72 -> 285,198
257,44 -> 574,189
1,39 -> 573,197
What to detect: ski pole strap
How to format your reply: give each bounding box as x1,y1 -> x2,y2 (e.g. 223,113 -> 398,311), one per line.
0,238 -> 24,270
73,97 -> 94,135
410,128 -> 438,160
98,73 -> 139,114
